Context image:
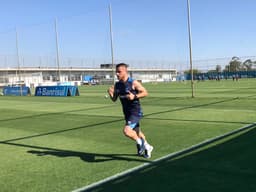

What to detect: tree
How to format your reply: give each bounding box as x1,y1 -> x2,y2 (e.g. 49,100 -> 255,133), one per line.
184,69 -> 201,75
242,59 -> 253,71
216,65 -> 222,72
225,56 -> 242,72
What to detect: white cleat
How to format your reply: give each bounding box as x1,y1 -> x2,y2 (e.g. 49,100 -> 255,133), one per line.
144,145 -> 153,159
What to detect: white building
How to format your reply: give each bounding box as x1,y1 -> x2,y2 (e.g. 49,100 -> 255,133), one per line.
0,67 -> 177,87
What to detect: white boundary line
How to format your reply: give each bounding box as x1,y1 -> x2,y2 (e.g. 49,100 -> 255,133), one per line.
72,123 -> 256,192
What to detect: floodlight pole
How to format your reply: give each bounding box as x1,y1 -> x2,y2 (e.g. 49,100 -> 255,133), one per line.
109,4 -> 115,84
55,18 -> 61,82
187,0 -> 195,98
15,28 -> 22,96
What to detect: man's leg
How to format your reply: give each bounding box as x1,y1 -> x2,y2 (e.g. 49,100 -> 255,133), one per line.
134,127 -> 147,156
123,125 -> 140,141
134,127 -> 153,158
123,125 -> 146,155
123,118 -> 153,158
134,127 -> 146,140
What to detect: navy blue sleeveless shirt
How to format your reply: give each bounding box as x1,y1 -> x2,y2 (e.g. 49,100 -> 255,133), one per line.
115,77 -> 143,121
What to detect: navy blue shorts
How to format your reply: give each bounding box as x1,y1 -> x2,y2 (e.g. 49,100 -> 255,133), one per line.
125,115 -> 142,129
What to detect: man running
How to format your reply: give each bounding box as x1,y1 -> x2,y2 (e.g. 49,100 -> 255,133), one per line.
108,63 -> 153,158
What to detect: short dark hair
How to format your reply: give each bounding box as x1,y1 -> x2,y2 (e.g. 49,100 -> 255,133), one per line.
116,63 -> 128,69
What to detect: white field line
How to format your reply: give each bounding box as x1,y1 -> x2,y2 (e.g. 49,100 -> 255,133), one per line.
72,122 -> 256,192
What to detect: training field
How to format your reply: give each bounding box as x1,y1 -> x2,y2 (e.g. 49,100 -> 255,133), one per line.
0,79 -> 256,192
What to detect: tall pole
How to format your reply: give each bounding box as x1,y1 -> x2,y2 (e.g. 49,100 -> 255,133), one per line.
16,28 -> 22,95
55,18 -> 61,82
109,4 -> 115,84
187,0 -> 195,98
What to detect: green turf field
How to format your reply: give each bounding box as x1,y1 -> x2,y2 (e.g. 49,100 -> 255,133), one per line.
0,79 -> 256,192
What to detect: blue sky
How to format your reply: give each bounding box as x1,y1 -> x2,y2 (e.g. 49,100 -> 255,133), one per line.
0,0 -> 255,68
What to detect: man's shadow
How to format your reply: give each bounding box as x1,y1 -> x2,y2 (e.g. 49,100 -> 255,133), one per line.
2,139 -> 150,163
27,149 -> 150,163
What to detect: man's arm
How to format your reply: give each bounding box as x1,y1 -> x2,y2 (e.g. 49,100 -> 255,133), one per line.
108,85 -> 118,102
127,80 -> 148,100
133,80 -> 148,99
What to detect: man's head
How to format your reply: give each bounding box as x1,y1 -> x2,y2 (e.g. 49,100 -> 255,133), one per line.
116,63 -> 129,81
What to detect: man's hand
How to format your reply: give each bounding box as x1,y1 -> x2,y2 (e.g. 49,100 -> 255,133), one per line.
108,85 -> 118,101
108,85 -> 114,97
127,91 -> 136,100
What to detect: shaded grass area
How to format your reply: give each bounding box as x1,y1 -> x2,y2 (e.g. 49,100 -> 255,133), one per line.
88,126 -> 256,192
